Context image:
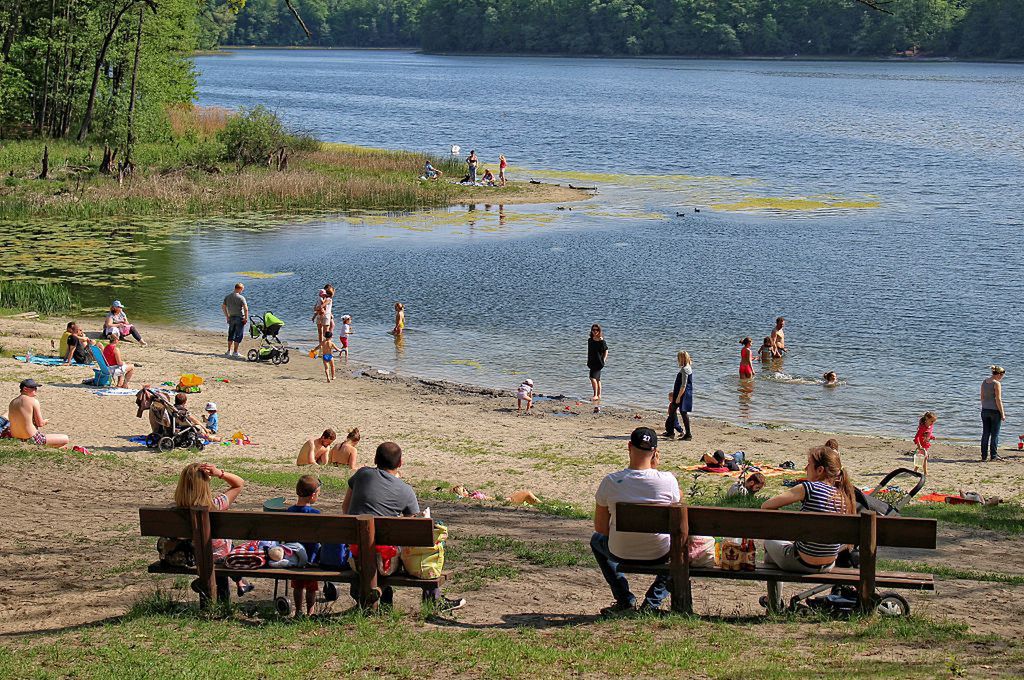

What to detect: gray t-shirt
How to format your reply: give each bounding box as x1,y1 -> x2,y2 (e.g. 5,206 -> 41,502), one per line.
347,467 -> 419,517
223,292 -> 247,318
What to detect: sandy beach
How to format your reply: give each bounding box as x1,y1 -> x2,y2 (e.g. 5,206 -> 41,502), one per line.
1,316 -> 1022,640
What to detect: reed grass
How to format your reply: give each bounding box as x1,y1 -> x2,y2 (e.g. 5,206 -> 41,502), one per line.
0,280 -> 76,315
166,104 -> 232,138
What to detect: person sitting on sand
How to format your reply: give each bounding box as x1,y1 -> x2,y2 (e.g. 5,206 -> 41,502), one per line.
423,161 -> 442,180
103,300 -> 146,345
343,441 -> 466,612
328,427 -> 360,469
7,379 -> 70,449
59,321 -> 74,359
102,334 -> 135,388
760,446 -> 855,573
64,323 -> 93,365
822,371 -> 838,386
173,462 -> 253,599
297,429 -> 336,466
480,168 -> 496,186
727,471 -> 766,497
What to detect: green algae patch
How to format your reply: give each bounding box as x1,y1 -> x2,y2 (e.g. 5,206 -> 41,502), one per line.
235,271 -> 294,279
711,197 -> 882,212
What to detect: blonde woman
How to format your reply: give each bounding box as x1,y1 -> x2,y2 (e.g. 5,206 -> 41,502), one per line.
173,462 -> 252,598
981,365 -> 1006,462
760,446 -> 857,573
671,351 -> 694,441
329,427 -> 360,470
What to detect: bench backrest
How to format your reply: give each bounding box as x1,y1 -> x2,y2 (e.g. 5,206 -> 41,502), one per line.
615,504 -> 936,549
139,507 -> 436,547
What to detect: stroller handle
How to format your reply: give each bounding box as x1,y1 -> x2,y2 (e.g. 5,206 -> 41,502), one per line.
870,467 -> 926,508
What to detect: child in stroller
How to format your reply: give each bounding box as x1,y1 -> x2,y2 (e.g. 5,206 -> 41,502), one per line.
248,312 -> 291,365
136,387 -> 210,452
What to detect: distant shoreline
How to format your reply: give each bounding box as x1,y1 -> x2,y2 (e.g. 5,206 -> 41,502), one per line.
199,46 -> 1024,66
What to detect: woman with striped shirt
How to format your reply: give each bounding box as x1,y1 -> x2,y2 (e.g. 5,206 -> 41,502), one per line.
760,446 -> 856,573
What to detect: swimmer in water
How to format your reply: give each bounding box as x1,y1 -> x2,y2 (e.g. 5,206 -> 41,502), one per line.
758,336 -> 775,363
770,317 -> 787,355
739,337 -> 755,379
391,302 -> 405,336
823,371 -> 838,386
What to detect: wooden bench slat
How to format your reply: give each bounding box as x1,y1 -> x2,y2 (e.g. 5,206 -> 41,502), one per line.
616,504 -> 937,549
618,563 -> 934,590
147,562 -> 446,587
374,516 -> 436,547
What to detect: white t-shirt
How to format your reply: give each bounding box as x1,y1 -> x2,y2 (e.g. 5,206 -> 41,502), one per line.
596,468 -> 681,560
342,322 -> 352,337
517,384 -> 533,399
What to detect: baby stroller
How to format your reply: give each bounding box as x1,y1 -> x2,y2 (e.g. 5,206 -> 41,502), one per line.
768,468 -> 926,617
136,387 -> 207,453
248,312 -> 290,365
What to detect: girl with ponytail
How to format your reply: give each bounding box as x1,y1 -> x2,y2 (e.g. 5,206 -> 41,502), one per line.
760,446 -> 856,573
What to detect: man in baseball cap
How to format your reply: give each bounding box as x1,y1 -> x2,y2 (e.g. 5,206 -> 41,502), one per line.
591,426 -> 679,616
7,379 -> 70,448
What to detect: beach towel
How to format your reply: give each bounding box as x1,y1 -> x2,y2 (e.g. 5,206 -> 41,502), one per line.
14,355 -> 86,366
224,541 -> 266,570
93,388 -> 137,396
682,463 -> 789,478
917,492 -> 954,504
128,435 -> 150,445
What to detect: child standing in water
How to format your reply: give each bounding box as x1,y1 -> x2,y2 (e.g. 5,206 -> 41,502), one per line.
340,314 -> 353,360
392,302 -> 405,336
914,412 -> 937,475
311,331 -> 341,382
739,337 -> 755,379
758,337 -> 775,363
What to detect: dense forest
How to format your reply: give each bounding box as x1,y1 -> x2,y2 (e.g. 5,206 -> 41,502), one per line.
0,0 -> 198,149
208,0 -> 1023,58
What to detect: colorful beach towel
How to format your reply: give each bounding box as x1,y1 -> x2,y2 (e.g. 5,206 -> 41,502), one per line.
14,356 -> 86,366
93,388 -> 138,396
682,463 -> 790,478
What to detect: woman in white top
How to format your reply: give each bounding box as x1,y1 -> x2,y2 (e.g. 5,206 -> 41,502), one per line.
672,351 -> 694,440
103,300 -> 146,345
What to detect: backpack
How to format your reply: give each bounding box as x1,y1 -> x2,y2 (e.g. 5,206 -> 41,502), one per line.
347,544 -> 399,576
400,522 -> 448,579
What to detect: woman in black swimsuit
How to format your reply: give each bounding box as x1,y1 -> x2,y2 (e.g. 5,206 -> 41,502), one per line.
587,324 -> 608,402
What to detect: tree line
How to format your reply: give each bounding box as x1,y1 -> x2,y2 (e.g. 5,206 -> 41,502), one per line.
0,0 -> 197,153
204,0 -> 1023,59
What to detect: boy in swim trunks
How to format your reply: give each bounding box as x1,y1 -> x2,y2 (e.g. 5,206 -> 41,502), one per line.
311,332 -> 341,382
7,379 -> 70,449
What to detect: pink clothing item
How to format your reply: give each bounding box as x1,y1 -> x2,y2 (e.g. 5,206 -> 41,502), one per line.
211,493 -> 232,560
914,423 -> 934,450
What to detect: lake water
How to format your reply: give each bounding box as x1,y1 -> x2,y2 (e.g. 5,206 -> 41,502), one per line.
45,51 -> 1024,440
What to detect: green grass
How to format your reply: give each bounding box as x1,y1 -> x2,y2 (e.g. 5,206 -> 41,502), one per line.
452,564 -> 521,591
0,608 -> 1003,679
879,559 -> 1024,586
0,280 -> 76,315
902,501 -> 1024,535
449,535 -> 593,568
532,498 -> 593,519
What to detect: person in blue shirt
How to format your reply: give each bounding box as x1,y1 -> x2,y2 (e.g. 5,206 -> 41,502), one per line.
423,160 -> 443,180
204,402 -> 219,434
287,475 -> 322,616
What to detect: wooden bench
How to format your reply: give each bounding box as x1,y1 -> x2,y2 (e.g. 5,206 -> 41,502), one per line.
615,504 -> 937,614
139,506 -> 444,609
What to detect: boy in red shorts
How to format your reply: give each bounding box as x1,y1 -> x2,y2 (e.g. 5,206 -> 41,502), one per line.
287,475 -> 322,616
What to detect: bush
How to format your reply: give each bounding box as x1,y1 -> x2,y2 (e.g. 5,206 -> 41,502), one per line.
185,138 -> 224,170
217,105 -> 287,168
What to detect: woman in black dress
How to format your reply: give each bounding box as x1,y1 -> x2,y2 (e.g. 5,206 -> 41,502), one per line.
587,324 -> 608,402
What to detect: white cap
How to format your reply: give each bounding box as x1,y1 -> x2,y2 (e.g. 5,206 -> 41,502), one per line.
108,327 -> 120,337
524,379 -> 533,386
204,402 -> 217,412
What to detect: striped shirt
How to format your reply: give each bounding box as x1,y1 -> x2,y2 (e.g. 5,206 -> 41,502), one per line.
793,481 -> 845,559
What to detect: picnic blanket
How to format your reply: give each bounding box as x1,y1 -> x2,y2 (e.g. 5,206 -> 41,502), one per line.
14,355 -> 87,366
93,388 -> 137,396
681,463 -> 790,478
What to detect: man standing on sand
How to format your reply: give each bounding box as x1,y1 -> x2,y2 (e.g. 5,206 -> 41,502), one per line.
8,379 -> 70,449
591,427 -> 679,616
770,317 -> 787,355
222,283 -> 249,358
296,429 -> 336,466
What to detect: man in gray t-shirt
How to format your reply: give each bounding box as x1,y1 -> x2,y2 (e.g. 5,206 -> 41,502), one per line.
342,441 -> 465,612
221,283 -> 248,357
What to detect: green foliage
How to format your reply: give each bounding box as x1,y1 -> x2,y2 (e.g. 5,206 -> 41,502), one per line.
902,501 -> 1024,535
0,281 -> 76,315
203,0 -> 1024,58
217,105 -> 287,167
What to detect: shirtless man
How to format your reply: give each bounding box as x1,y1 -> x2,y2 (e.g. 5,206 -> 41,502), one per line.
8,379 -> 70,449
296,429 -> 336,466
769,317 -> 787,355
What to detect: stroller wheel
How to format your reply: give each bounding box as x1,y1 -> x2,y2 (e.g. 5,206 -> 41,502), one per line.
157,436 -> 175,453
247,349 -> 259,362
323,581 -> 338,602
271,352 -> 282,365
280,351 -> 290,365
275,596 -> 294,617
193,438 -> 206,452
144,433 -> 159,448
875,592 -> 910,617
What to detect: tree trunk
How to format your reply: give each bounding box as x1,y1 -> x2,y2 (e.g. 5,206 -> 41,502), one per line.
38,146 -> 49,180
36,0 -> 57,135
76,0 -> 150,142
120,6 -> 143,178
100,144 -> 117,174
1,0 -> 21,61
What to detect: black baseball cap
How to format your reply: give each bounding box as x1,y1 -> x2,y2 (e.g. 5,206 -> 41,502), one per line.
19,378 -> 40,390
630,427 -> 658,451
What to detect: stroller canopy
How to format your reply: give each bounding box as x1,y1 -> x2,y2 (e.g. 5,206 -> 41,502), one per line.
263,312 -> 284,328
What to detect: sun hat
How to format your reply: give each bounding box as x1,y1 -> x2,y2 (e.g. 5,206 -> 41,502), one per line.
524,379 -> 533,386
205,402 -> 217,412
19,378 -> 40,390
318,289 -> 327,297
112,300 -> 124,309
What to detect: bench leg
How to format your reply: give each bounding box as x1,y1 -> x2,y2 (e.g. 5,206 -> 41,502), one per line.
766,580 -> 784,614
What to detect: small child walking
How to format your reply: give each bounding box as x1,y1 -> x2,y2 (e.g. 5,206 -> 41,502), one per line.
664,390 -> 683,439
340,314 -> 353,360
286,475 -> 322,617
311,331 -> 341,382
517,379 -> 534,414
914,411 -> 937,475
